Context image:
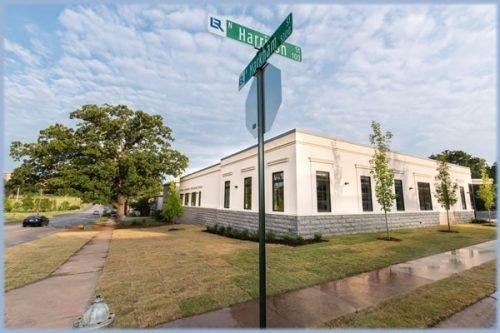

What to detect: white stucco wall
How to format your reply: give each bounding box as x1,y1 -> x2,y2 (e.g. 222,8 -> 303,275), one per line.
178,129 -> 473,217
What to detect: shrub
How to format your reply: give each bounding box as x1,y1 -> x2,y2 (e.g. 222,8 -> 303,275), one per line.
241,229 -> 250,240
266,230 -> 276,242
4,199 -> 13,212
283,233 -> 291,243
314,232 -> 323,242
217,225 -> 226,235
226,226 -> 233,236
39,198 -> 52,212
69,204 -> 80,210
12,201 -> 23,212
160,183 -> 184,223
296,235 -> 305,245
59,201 -> 70,211
22,195 -> 35,211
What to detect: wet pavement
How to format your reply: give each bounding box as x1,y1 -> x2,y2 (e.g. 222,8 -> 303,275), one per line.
4,205 -> 101,248
160,240 -> 496,328
4,228 -> 113,328
435,292 -> 496,328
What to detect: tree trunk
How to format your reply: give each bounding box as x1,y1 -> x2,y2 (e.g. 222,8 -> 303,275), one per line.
446,209 -> 450,231
488,209 -> 491,223
384,210 -> 390,239
116,195 -> 127,225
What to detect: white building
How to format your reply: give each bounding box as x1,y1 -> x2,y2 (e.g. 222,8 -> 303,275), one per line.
178,129 -> 474,238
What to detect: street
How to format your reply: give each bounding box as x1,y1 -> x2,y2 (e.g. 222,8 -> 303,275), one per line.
4,205 -> 102,248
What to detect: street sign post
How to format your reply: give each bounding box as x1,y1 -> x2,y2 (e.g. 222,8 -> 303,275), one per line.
208,12 -> 300,328
208,15 -> 302,62
239,13 -> 293,90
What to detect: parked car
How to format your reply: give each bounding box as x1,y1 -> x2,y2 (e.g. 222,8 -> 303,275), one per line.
110,210 -> 118,217
93,210 -> 101,216
22,215 -> 49,227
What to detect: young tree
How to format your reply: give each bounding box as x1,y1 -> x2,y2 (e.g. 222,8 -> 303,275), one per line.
10,104 -> 188,224
434,158 -> 458,231
161,183 -> 184,223
477,165 -> 495,222
369,121 -> 396,239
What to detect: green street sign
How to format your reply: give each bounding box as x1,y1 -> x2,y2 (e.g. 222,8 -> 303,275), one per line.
238,13 -> 293,90
226,20 -> 301,63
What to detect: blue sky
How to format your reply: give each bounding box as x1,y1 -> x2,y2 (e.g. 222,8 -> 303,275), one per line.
4,3 -> 497,174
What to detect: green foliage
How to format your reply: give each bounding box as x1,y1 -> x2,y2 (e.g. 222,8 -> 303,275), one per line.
160,183 -> 184,223
69,204 -> 80,210
9,104 -> 188,223
434,158 -> 458,231
4,199 -> 13,212
12,201 -> 23,212
314,232 -> 323,242
369,121 -> 395,238
59,201 -> 70,211
429,150 -> 489,179
22,195 -> 35,211
266,230 -> 276,242
132,197 -> 153,216
296,235 -> 305,245
282,233 -> 291,243
39,198 -> 52,212
477,165 -> 495,221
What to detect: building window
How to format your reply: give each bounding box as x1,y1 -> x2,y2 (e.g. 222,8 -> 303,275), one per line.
394,179 -> 405,211
224,181 -> 230,208
316,171 -> 331,212
460,186 -> 467,210
198,191 -> 201,206
191,192 -> 197,206
360,176 -> 373,212
418,182 -> 433,210
244,177 -> 252,210
184,193 -> 189,206
180,193 -> 184,205
272,171 -> 284,212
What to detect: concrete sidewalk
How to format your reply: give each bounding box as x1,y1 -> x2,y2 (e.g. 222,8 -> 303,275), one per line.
4,228 -> 113,328
161,240 -> 496,328
435,292 -> 497,328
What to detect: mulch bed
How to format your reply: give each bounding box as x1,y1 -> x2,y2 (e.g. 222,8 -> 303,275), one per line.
376,236 -> 402,241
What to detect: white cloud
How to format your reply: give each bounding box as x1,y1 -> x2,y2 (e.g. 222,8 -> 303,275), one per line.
4,3 -> 497,173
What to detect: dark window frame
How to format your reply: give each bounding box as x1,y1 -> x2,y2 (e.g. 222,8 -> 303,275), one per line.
180,193 -> 184,205
224,181 -> 230,209
460,186 -> 467,210
272,171 -> 284,212
394,179 -> 405,211
198,191 -> 201,206
360,176 -> 373,212
191,192 -> 197,206
244,177 -> 252,210
417,182 -> 433,211
184,193 -> 190,206
316,171 -> 331,212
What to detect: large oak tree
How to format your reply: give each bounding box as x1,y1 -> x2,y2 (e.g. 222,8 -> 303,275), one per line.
9,104 -> 188,224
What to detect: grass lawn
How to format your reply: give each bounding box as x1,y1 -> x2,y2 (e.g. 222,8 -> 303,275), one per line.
5,230 -> 97,291
324,261 -> 496,328
96,223 -> 495,328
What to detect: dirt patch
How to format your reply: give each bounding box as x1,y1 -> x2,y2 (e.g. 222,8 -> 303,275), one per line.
376,237 -> 402,241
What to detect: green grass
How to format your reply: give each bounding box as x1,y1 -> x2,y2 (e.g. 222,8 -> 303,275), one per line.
324,261 -> 496,328
5,230 -> 98,291
96,223 -> 495,328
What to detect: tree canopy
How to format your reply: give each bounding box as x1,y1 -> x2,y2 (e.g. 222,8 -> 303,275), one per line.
429,150 -> 489,179
9,104 -> 188,223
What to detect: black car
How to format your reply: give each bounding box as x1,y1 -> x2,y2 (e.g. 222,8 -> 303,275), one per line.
22,215 -> 49,227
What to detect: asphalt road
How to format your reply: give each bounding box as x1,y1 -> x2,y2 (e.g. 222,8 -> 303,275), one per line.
4,205 -> 102,248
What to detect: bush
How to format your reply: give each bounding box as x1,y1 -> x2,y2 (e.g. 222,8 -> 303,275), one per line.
22,195 -> 35,211
12,201 -> 23,212
314,232 -> 323,242
39,198 -> 52,212
296,235 -> 305,245
4,199 -> 13,212
283,233 -> 291,243
241,229 -> 250,240
69,204 -> 80,210
59,201 -> 70,211
266,230 -> 276,242
160,183 -> 184,223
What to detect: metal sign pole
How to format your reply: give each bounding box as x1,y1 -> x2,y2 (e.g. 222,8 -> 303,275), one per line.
256,64 -> 267,329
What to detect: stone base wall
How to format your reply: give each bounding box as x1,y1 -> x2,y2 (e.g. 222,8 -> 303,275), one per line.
297,212 -> 441,239
449,211 -> 475,223
179,207 -> 297,237
179,207 -> 475,239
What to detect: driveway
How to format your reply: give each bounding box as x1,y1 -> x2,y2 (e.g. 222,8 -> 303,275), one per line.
4,205 -> 102,248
